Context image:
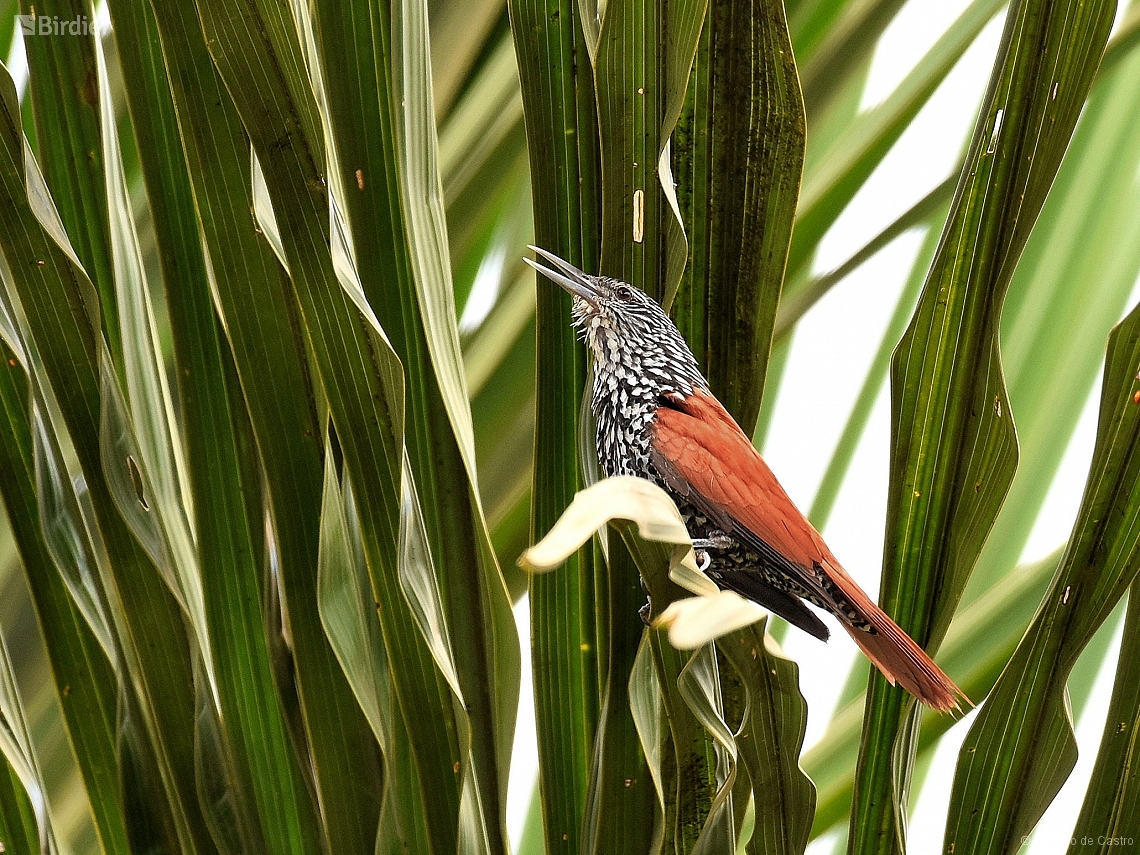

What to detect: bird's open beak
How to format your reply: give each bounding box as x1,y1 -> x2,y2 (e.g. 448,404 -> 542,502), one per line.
524,245 -> 600,307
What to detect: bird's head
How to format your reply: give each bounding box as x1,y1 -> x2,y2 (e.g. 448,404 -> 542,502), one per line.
524,245 -> 703,391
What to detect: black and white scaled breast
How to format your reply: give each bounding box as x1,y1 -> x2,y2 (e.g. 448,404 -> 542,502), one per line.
568,276 -> 706,479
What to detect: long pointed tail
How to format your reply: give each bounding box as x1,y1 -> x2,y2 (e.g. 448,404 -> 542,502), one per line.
823,560 -> 968,713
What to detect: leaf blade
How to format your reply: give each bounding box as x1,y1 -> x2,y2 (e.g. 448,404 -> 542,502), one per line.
850,0 -> 1116,851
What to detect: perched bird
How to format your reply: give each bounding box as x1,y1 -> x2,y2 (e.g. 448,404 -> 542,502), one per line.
525,245 -> 964,712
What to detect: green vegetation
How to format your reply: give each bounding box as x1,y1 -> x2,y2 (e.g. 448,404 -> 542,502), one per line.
0,0 -> 1138,853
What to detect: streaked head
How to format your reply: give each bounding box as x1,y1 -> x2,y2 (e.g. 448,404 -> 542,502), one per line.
524,245 -> 703,391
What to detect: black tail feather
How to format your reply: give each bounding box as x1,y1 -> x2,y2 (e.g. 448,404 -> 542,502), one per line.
709,570 -> 830,641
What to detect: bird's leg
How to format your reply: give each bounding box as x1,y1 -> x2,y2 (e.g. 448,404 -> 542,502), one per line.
691,532 -> 735,550
688,533 -> 734,565
690,531 -> 735,571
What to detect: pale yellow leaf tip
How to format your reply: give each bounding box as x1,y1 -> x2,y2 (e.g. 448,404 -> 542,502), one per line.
654,591 -> 768,649
519,475 -> 693,572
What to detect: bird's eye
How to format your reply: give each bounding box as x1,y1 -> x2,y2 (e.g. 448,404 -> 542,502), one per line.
615,284 -> 634,300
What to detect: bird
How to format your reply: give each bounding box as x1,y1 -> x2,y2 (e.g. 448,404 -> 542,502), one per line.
525,245 -> 965,712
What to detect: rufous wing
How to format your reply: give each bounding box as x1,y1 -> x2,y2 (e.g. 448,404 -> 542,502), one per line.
649,388 -> 966,713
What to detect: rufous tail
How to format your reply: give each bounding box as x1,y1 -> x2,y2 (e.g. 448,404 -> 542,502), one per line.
823,559 -> 969,713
